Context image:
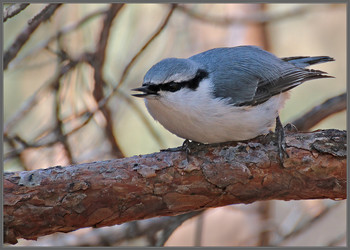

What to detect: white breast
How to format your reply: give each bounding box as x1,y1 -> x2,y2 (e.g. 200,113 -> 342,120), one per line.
145,79 -> 289,143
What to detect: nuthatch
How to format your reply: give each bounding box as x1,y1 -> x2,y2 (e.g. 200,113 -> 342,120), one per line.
132,45 -> 334,162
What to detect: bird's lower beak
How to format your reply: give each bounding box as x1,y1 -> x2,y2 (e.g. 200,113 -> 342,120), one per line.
131,86 -> 158,98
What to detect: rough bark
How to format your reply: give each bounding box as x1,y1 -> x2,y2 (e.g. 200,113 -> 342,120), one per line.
4,129 -> 346,244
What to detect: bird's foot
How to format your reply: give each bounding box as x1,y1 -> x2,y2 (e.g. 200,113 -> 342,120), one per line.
161,139 -> 204,162
284,123 -> 298,133
275,116 -> 289,168
182,139 -> 205,162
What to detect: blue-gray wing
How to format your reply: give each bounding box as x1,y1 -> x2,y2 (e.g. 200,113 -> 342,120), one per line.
189,46 -> 334,107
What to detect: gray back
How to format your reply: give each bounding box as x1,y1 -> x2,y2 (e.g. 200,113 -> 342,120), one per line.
189,46 -> 289,105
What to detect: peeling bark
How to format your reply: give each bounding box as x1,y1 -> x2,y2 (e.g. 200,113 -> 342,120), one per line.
4,129 -> 346,244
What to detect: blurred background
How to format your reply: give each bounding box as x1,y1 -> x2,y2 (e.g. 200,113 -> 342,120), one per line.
3,3 -> 346,247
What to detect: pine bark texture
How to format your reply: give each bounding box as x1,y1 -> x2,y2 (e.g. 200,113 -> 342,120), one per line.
4,129 -> 346,244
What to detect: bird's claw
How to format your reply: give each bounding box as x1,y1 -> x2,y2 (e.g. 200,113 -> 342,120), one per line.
275,116 -> 289,168
181,139 -> 204,162
284,123 -> 298,133
161,139 -> 203,162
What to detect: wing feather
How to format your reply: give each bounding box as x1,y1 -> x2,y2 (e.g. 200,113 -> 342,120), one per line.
189,46 -> 334,107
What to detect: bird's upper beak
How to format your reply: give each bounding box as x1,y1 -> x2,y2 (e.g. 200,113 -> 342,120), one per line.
131,86 -> 158,98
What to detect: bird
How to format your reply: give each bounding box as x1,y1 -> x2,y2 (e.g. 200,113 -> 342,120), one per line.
132,45 -> 334,163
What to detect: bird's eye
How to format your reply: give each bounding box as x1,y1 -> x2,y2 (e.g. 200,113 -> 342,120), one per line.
164,82 -> 181,92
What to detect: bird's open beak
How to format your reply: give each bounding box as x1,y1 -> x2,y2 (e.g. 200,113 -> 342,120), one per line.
131,86 -> 158,98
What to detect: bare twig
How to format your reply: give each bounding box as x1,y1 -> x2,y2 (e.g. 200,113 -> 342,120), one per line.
155,211 -> 203,246
3,5 -> 87,134
4,58 -> 80,162
4,129 -> 346,244
52,64 -> 74,164
4,4 -> 62,70
3,3 -> 30,22
4,4 -> 175,165
10,8 -> 107,68
4,134 -> 57,162
13,211 -> 202,247
116,4 -> 178,90
88,4 -> 125,158
193,212 -> 204,246
4,81 -> 52,136
63,4 -> 177,139
327,233 -> 346,246
3,134 -> 32,170
115,89 -> 166,148
258,201 -> 272,246
176,4 -> 312,26
291,93 -> 346,131
271,202 -> 343,246
4,85 -> 167,163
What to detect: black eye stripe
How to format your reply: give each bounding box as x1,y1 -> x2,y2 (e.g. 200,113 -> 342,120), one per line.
159,82 -> 181,92
147,84 -> 161,93
145,69 -> 209,93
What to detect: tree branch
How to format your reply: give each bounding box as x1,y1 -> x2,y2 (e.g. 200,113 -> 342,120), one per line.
64,4 -> 177,139
14,211 -> 202,246
89,3 -> 125,158
4,58 -> 81,163
9,8 -> 107,68
117,4 -> 177,89
4,129 -> 346,244
176,4 -> 312,26
4,4 -> 62,70
3,3 -> 30,22
291,93 -> 346,131
271,202 -> 342,246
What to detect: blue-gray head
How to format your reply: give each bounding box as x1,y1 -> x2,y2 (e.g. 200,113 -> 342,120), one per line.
132,57 -> 208,98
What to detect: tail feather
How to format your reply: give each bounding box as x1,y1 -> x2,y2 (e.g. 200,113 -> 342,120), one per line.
281,56 -> 335,68
237,58 -> 335,107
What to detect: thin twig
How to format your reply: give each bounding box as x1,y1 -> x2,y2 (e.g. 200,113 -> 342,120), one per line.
3,3 -> 30,22
193,212 -> 204,246
116,89 -> 166,148
5,4 -> 170,159
12,212 -> 201,247
327,233 -> 346,246
4,4 -> 62,70
291,93 -> 346,131
116,4 -> 178,90
176,4 -> 312,26
4,83 -> 167,163
3,46 -> 82,136
10,8 -> 107,69
155,211 -> 203,246
64,4 -> 177,138
258,201 -> 271,246
271,202 -> 343,246
52,61 -> 74,164
89,4 -> 125,158
3,134 -> 32,170
4,59 -> 80,162
4,133 -> 61,162
4,81 -> 52,136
